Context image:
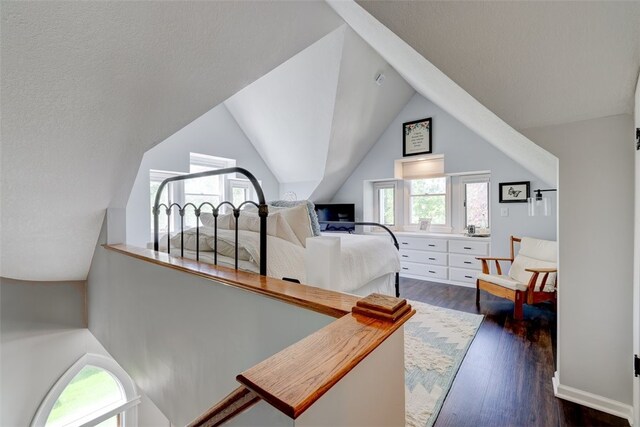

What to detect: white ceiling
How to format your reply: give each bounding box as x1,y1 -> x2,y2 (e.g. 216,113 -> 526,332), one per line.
1,1 -> 342,281
310,27 -> 415,201
358,1 -> 640,130
225,25 -> 414,200
225,27 -> 345,186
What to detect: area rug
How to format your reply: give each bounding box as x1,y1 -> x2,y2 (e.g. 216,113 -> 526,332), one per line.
405,300 -> 483,427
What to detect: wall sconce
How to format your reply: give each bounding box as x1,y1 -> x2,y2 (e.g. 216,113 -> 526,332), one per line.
528,189 -> 557,216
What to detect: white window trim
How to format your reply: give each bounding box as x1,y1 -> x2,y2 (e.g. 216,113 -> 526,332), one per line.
372,181 -> 398,226
150,154 -> 237,234
31,353 -> 140,427
458,173 -> 491,232
404,175 -> 452,233
189,153 -> 236,170
226,178 -> 261,206
150,169 -> 184,236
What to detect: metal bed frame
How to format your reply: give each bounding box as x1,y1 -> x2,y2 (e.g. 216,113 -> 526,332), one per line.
152,167 -> 268,275
152,168 -> 401,297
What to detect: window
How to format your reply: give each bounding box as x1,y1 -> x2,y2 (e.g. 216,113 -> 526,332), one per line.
463,175 -> 490,229
149,153 -> 237,236
32,354 -> 139,427
373,182 -> 395,226
408,176 -> 448,225
226,178 -> 259,207
367,159 -> 489,233
184,154 -> 235,226
150,169 -> 182,236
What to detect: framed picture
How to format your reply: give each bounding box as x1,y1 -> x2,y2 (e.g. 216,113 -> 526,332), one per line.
419,218 -> 431,231
403,117 -> 432,157
499,181 -> 530,203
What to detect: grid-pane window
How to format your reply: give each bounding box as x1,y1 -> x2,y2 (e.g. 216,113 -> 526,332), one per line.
232,187 -> 248,206
377,187 -> 395,226
184,164 -> 223,227
150,170 -> 181,237
45,366 -> 125,427
464,180 -> 489,228
409,177 -> 447,225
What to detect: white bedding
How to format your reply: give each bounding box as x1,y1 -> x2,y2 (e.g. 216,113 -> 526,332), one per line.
162,228 -> 400,294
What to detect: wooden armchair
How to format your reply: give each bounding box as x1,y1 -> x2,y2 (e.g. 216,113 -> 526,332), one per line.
476,236 -> 557,320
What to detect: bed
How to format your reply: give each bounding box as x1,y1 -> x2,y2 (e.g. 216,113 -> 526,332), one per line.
152,167 -> 400,297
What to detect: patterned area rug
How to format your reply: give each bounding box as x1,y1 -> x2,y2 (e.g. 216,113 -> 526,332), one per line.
405,300 -> 483,427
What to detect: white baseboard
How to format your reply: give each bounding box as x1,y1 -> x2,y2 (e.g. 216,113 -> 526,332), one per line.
552,372 -> 633,425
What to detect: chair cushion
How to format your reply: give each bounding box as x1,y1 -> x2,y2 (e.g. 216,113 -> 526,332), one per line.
509,255 -> 556,292
510,237 -> 557,292
519,237 -> 557,262
478,273 -> 527,291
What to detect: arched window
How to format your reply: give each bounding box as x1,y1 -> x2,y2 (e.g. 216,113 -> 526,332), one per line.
32,354 -> 140,427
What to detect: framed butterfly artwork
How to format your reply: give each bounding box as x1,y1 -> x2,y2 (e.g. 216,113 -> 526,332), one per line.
499,181 -> 530,203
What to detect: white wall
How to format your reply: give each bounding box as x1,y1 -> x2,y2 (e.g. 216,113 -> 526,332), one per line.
332,93 -> 557,257
88,220 -> 332,425
523,114 -> 634,410
0,278 -> 170,427
635,74 -> 640,426
125,103 -> 279,247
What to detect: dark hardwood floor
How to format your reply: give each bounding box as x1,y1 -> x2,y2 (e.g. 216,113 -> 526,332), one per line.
401,278 -> 629,427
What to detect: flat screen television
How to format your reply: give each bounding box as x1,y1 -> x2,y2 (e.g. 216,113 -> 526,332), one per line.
314,203 -> 355,232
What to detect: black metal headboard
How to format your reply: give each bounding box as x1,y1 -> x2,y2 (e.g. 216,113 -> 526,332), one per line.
152,167 -> 268,275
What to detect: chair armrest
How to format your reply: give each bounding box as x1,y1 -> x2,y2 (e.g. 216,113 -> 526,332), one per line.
476,257 -> 511,275
525,267 -> 557,273
524,267 -> 557,292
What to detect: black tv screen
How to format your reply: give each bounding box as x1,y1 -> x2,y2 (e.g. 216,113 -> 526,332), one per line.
314,203 -> 355,232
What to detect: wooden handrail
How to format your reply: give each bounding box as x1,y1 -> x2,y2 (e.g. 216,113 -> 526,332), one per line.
104,245 -> 413,423
237,294 -> 414,419
187,386 -> 260,427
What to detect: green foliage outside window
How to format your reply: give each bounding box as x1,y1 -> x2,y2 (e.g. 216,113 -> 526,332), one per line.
410,177 -> 446,225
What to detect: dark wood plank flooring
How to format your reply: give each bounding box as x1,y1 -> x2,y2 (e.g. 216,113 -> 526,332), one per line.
401,278 -> 629,427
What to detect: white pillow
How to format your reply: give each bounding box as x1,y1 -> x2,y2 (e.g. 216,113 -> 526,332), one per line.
236,211 -> 302,246
243,204 -> 315,247
200,212 -> 234,229
270,204 -> 314,248
170,231 -> 213,251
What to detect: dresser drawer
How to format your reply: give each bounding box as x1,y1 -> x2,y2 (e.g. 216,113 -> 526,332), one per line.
449,267 -> 479,284
399,249 -> 447,266
449,253 -> 482,270
448,240 -> 489,256
398,236 -> 448,252
400,262 -> 448,280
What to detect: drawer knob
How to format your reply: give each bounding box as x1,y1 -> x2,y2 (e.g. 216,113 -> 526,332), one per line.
402,255 -> 409,258
464,261 -> 472,264
402,242 -> 408,245
428,244 -> 436,247
464,247 -> 472,250
429,270 -> 436,274
402,267 -> 409,270
465,275 -> 473,279
428,257 -> 436,260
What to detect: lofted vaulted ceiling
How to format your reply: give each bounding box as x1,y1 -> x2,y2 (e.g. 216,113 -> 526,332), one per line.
225,25 -> 414,200
1,1 -> 343,281
357,0 -> 640,130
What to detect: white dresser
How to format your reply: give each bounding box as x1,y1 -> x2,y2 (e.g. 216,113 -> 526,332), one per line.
396,232 -> 491,288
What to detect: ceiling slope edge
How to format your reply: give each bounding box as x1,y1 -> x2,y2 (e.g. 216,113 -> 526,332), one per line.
225,26 -> 347,194
327,0 -> 558,186
310,27 -> 415,202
